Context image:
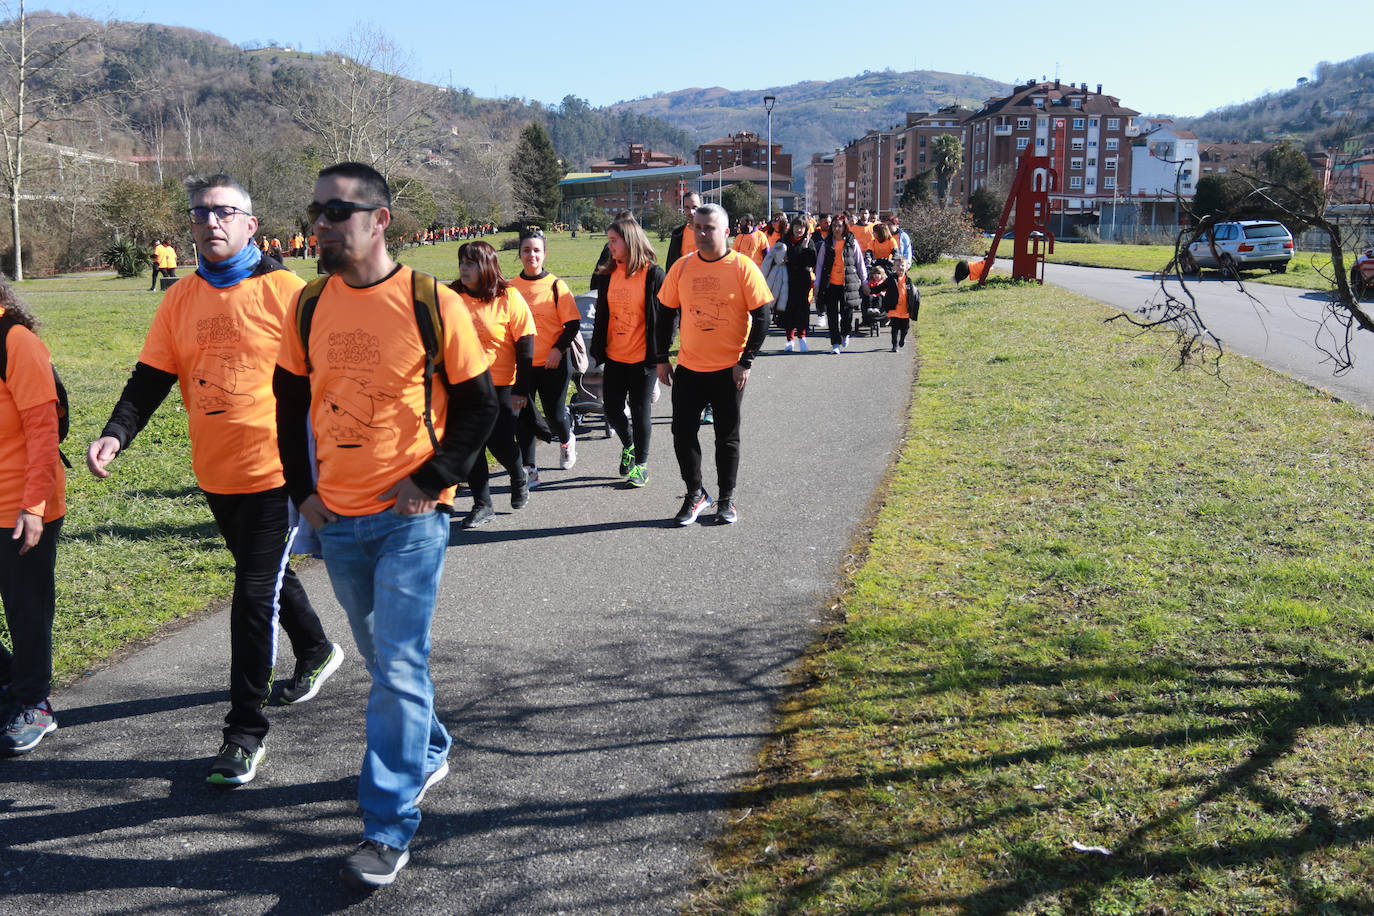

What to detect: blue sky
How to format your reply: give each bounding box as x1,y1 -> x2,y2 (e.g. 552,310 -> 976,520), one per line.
81,0 -> 1367,120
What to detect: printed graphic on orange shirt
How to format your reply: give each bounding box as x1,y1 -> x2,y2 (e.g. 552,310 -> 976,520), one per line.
321,376 -> 398,448
196,313 -> 243,348
687,275 -> 725,332
193,352 -> 256,415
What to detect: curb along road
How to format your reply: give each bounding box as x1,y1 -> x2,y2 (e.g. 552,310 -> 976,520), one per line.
0,324 -> 916,915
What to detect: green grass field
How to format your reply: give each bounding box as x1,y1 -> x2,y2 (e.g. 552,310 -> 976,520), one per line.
686,266 -> 1374,914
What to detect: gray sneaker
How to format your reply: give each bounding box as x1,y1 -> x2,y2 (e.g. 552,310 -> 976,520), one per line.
342,839 -> 410,886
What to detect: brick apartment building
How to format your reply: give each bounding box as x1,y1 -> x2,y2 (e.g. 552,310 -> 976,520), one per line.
805,152 -> 834,213
966,80 -> 1140,220
585,143 -> 691,212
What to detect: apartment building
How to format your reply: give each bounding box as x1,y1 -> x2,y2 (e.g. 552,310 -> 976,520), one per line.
805,152 -> 835,213
965,80 -> 1139,218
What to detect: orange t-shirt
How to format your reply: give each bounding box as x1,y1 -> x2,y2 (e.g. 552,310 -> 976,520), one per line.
605,265 -> 647,364
828,237 -> 847,285
458,287 -> 534,387
871,237 -> 897,260
139,268 -> 306,494
508,272 -> 578,364
276,265 -> 490,516
851,223 -> 875,253
888,279 -> 910,319
679,225 -> 698,258
732,231 -> 768,265
658,251 -> 772,373
0,318 -> 66,526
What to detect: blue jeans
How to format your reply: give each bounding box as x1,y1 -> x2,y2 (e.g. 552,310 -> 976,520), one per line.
317,508 -> 452,850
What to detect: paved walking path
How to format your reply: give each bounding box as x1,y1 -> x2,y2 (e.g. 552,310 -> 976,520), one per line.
0,325 -> 916,914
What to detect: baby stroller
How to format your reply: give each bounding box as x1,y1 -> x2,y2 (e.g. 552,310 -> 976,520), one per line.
570,292 -> 611,438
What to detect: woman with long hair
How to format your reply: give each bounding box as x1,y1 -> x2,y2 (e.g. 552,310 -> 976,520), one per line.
812,211 -> 867,354
589,214 -> 664,488
777,217 -> 817,351
870,221 -> 898,267
0,283 -> 64,755
449,241 -> 535,528
508,229 -> 581,485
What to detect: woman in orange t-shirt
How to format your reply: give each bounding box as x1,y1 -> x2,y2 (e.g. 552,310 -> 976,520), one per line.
0,285 -> 64,754
590,214 -> 664,488
450,241 -> 535,529
870,221 -> 898,265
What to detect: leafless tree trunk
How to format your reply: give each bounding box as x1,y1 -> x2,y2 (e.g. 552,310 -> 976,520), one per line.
0,0 -> 102,279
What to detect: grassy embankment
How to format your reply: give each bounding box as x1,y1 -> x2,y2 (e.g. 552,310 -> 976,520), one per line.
687,266 -> 1374,913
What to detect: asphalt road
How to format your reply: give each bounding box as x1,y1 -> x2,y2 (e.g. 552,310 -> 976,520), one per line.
1026,260 -> 1374,413
0,323 -> 915,914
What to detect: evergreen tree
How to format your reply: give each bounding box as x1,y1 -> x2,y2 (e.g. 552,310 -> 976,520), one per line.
511,122 -> 564,225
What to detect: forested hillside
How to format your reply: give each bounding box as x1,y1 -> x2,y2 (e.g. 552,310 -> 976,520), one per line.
1181,53 -> 1374,149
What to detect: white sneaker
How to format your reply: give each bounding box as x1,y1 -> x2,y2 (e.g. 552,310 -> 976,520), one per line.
831,345 -> 841,355
798,337 -> 809,353
783,340 -> 794,352
524,465 -> 540,487
559,436 -> 577,470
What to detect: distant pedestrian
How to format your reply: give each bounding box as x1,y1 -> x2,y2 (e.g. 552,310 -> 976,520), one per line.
149,239 -> 177,290
509,229 -> 580,485
655,203 -> 772,526
776,217 -> 816,351
591,214 -> 664,488
0,284 -> 65,757
879,256 -> 919,351
275,161 -> 497,887
813,212 -> 867,354
449,240 -> 535,529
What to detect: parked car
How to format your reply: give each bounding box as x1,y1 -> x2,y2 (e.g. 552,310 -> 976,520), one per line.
1180,220 -> 1294,276
1349,248 -> 1374,300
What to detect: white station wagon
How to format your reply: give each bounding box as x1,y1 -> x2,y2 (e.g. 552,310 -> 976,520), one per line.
1181,220 -> 1294,276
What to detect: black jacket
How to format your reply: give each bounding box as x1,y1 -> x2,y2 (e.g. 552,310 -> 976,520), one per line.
590,263 -> 666,368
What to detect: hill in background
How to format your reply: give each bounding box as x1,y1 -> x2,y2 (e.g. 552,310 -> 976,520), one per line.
608,69 -> 1010,169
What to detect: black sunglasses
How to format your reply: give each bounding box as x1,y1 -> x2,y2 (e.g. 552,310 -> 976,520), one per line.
307,199 -> 383,222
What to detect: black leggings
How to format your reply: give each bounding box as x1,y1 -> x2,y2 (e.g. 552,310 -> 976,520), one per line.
670,365 -> 745,499
822,285 -> 853,346
889,317 -> 910,348
518,357 -> 573,467
205,488 -> 330,749
602,359 -> 655,465
0,514 -> 61,703
468,385 -> 526,507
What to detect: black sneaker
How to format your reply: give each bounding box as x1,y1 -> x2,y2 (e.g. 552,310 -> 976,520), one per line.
673,489 -> 713,526
716,497 -> 739,525
275,642 -> 344,705
618,446 -> 635,477
206,739 -> 265,787
511,476 -> 529,510
341,839 -> 410,887
460,504 -> 495,529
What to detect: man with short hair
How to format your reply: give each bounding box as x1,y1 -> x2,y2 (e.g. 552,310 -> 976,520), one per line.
665,190 -> 701,268
275,161 -> 498,887
851,208 -> 875,253
89,174 -> 343,789
655,203 -> 772,526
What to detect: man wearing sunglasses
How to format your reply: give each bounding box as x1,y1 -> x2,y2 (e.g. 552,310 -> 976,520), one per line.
274,161 -> 498,888
87,174 -> 344,789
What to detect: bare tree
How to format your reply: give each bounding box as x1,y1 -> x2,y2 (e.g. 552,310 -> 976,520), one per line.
0,1 -> 104,279
274,23 -> 439,189
1113,143 -> 1374,376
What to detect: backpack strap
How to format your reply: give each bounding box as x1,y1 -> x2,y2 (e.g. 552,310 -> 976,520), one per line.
0,317 -> 11,380
410,270 -> 444,453
295,275 -> 331,375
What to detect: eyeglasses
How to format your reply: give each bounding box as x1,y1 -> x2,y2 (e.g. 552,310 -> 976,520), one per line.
188,205 -> 251,224
307,199 -> 383,223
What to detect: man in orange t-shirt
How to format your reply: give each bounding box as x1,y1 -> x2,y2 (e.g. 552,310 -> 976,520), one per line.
89,174 -> 343,788
275,162 -> 497,888
656,203 -> 772,526
0,293 -> 66,755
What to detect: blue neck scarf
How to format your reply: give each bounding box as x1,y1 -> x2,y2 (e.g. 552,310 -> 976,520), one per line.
197,242 -> 262,289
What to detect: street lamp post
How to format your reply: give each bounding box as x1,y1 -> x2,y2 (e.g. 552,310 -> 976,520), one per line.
763,95 -> 776,214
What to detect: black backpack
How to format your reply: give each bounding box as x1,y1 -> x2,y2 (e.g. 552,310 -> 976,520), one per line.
0,316 -> 71,467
